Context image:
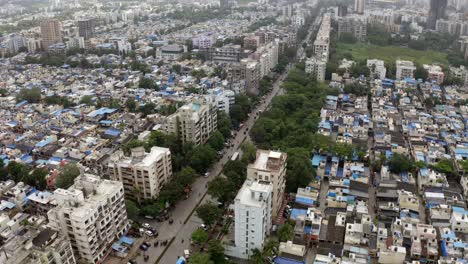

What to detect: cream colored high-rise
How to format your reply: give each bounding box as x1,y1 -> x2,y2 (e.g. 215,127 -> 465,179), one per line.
47,174 -> 129,264
107,146 -> 173,201
40,19 -> 62,50
166,100 -> 218,145
247,150 -> 287,218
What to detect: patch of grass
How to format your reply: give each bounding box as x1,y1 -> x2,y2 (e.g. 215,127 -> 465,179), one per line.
336,42 -> 449,65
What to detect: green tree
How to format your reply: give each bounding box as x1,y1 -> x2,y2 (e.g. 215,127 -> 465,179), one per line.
26,168 -> 48,190
188,253 -> 213,264
196,202 -> 222,226
16,87 -> 41,103
249,248 -> 264,264
191,69 -> 207,82
7,161 -> 30,183
431,159 -> 455,176
125,199 -> 140,220
0,160 -> 8,181
343,83 -> 368,96
171,64 -> 182,74
241,141 -> 256,164
217,111 -> 232,138
79,95 -> 94,106
208,177 -> 235,204
139,77 -> 159,90
278,223 -> 294,242
208,131 -> 225,151
55,164 -> 80,189
138,102 -> 156,117
388,153 -> 413,174
286,153 -> 315,193
208,240 -> 226,263
141,202 -> 163,217
126,99 -> 137,112
191,228 -> 208,244
414,63 -> 428,80
190,145 -> 217,173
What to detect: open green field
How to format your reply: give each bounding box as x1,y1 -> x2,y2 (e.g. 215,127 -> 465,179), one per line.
336,43 -> 449,65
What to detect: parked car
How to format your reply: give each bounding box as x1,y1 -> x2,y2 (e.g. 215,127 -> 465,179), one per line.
142,223 -> 151,229
200,224 -> 209,231
204,172 -> 210,178
145,230 -> 154,237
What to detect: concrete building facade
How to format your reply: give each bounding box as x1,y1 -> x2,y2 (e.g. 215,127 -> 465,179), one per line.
107,146 -> 173,201
166,100 -> 218,145
247,150 -> 287,218
47,174 -> 129,264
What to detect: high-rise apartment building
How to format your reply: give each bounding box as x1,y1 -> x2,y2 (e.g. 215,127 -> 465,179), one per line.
40,19 -> 62,50
367,59 -> 387,80
225,180 -> 273,259
47,174 -> 129,264
396,60 -> 416,80
247,150 -> 287,218
337,15 -> 367,42
107,146 -> 172,201
166,100 -> 218,145
306,56 -> 327,81
78,18 -> 95,40
354,0 -> 365,14
428,0 -> 447,29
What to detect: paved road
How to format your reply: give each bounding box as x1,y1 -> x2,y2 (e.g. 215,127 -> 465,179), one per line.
156,65 -> 291,264
113,15 -> 321,264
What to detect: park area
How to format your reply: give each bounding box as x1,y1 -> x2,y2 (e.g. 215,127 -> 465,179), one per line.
335,42 -> 449,66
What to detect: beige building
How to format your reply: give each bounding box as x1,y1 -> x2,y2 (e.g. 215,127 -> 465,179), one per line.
247,150 -> 287,217
47,174 -> 129,264
166,100 -> 218,145
396,60 -> 416,80
40,19 -> 62,50
107,146 -> 172,201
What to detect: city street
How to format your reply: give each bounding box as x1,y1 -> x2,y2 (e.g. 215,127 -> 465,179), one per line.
108,16 -> 321,264
108,59 -> 292,264
156,61 -> 291,264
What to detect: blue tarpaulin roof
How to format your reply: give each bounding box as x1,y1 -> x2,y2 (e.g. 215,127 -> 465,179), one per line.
104,128 -> 121,137
295,196 -> 315,206
290,209 -> 308,219
274,257 -> 305,264
176,257 -> 186,264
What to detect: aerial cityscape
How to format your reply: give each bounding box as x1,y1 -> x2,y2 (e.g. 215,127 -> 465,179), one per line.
0,0 -> 467,263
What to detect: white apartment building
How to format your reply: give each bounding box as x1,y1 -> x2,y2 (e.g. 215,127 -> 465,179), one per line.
107,146 -> 172,201
354,0 -> 365,14
247,150 -> 287,218
314,14 -> 331,61
207,88 -> 235,114
305,56 -> 327,81
47,174 -> 129,264
396,60 -> 416,80
166,100 -> 218,145
449,65 -> 468,85
367,59 -> 387,80
225,180 -> 272,259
